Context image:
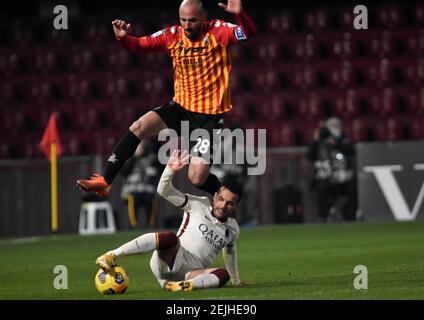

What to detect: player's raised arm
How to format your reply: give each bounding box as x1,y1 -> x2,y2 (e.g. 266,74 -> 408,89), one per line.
218,0 -> 256,38
112,19 -> 169,53
218,0 -> 243,14
112,19 -> 132,39
213,0 -> 257,46
157,150 -> 191,208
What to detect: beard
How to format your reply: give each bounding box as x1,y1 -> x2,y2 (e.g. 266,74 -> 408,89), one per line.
185,30 -> 196,39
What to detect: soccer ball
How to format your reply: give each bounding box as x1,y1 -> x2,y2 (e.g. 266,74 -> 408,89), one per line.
95,266 -> 129,295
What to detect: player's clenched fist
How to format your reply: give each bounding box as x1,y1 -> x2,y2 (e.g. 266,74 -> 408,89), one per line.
112,19 -> 132,39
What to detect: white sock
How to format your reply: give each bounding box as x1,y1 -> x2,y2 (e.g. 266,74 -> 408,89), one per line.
112,233 -> 157,257
190,274 -> 220,289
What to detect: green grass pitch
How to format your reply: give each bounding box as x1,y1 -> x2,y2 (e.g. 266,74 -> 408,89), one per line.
1,221 -> 423,300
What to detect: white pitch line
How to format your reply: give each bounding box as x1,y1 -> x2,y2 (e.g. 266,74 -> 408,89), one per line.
0,236 -> 41,245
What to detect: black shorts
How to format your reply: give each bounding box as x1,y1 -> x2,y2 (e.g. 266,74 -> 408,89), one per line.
153,101 -> 224,160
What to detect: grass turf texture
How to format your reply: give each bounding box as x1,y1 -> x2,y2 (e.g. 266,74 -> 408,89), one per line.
0,221 -> 423,300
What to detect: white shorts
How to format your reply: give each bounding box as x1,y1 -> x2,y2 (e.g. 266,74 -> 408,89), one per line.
149,245 -> 204,288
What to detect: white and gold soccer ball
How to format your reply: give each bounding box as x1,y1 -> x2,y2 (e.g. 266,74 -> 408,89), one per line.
95,266 -> 129,295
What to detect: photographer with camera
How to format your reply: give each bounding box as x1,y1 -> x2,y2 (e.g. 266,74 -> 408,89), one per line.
305,117 -> 357,222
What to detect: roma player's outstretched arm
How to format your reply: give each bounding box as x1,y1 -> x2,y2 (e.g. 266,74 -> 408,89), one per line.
156,150 -> 191,207
95,150 -> 190,271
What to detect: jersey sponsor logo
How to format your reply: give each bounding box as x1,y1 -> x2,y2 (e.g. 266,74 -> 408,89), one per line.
234,26 -> 247,41
198,223 -> 227,250
182,58 -> 203,66
178,47 -> 206,56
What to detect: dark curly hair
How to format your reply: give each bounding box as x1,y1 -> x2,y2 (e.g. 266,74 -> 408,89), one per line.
219,178 -> 244,203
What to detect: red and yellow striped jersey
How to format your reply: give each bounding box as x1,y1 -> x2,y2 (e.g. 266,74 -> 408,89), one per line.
120,12 -> 256,115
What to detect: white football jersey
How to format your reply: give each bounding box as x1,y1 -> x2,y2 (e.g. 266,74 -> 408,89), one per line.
176,194 -> 240,269
156,166 -> 240,269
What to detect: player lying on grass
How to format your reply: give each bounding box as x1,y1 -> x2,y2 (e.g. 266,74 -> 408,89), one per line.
96,149 -> 250,291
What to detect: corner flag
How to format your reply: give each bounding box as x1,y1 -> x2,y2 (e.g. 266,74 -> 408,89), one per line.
39,112 -> 62,232
39,112 -> 62,160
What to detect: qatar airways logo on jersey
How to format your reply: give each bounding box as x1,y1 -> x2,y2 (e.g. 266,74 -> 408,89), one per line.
198,224 -> 227,250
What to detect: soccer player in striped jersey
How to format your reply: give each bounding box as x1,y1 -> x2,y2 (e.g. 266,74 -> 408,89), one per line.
76,0 -> 256,197
95,150 -> 250,291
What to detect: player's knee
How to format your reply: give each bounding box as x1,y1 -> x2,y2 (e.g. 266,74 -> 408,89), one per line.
129,119 -> 145,138
188,170 -> 207,186
157,231 -> 178,250
211,268 -> 230,287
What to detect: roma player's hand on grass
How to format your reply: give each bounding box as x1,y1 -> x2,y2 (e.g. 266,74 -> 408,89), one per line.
233,280 -> 254,287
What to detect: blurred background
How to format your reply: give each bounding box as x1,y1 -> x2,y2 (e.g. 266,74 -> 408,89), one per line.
1,0 -> 424,237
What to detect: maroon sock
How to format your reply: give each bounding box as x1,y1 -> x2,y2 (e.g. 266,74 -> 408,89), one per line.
157,232 -> 178,250
211,268 -> 230,287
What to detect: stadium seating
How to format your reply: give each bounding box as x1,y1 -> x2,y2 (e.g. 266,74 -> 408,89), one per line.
1,2 -> 424,158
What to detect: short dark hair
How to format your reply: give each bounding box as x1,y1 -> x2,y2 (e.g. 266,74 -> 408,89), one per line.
219,178 -> 244,202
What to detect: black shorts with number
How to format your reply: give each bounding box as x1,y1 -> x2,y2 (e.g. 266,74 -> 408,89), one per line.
153,101 -> 224,160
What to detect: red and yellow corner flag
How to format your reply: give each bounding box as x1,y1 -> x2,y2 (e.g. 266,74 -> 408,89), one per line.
39,112 -> 62,232
39,112 -> 62,161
